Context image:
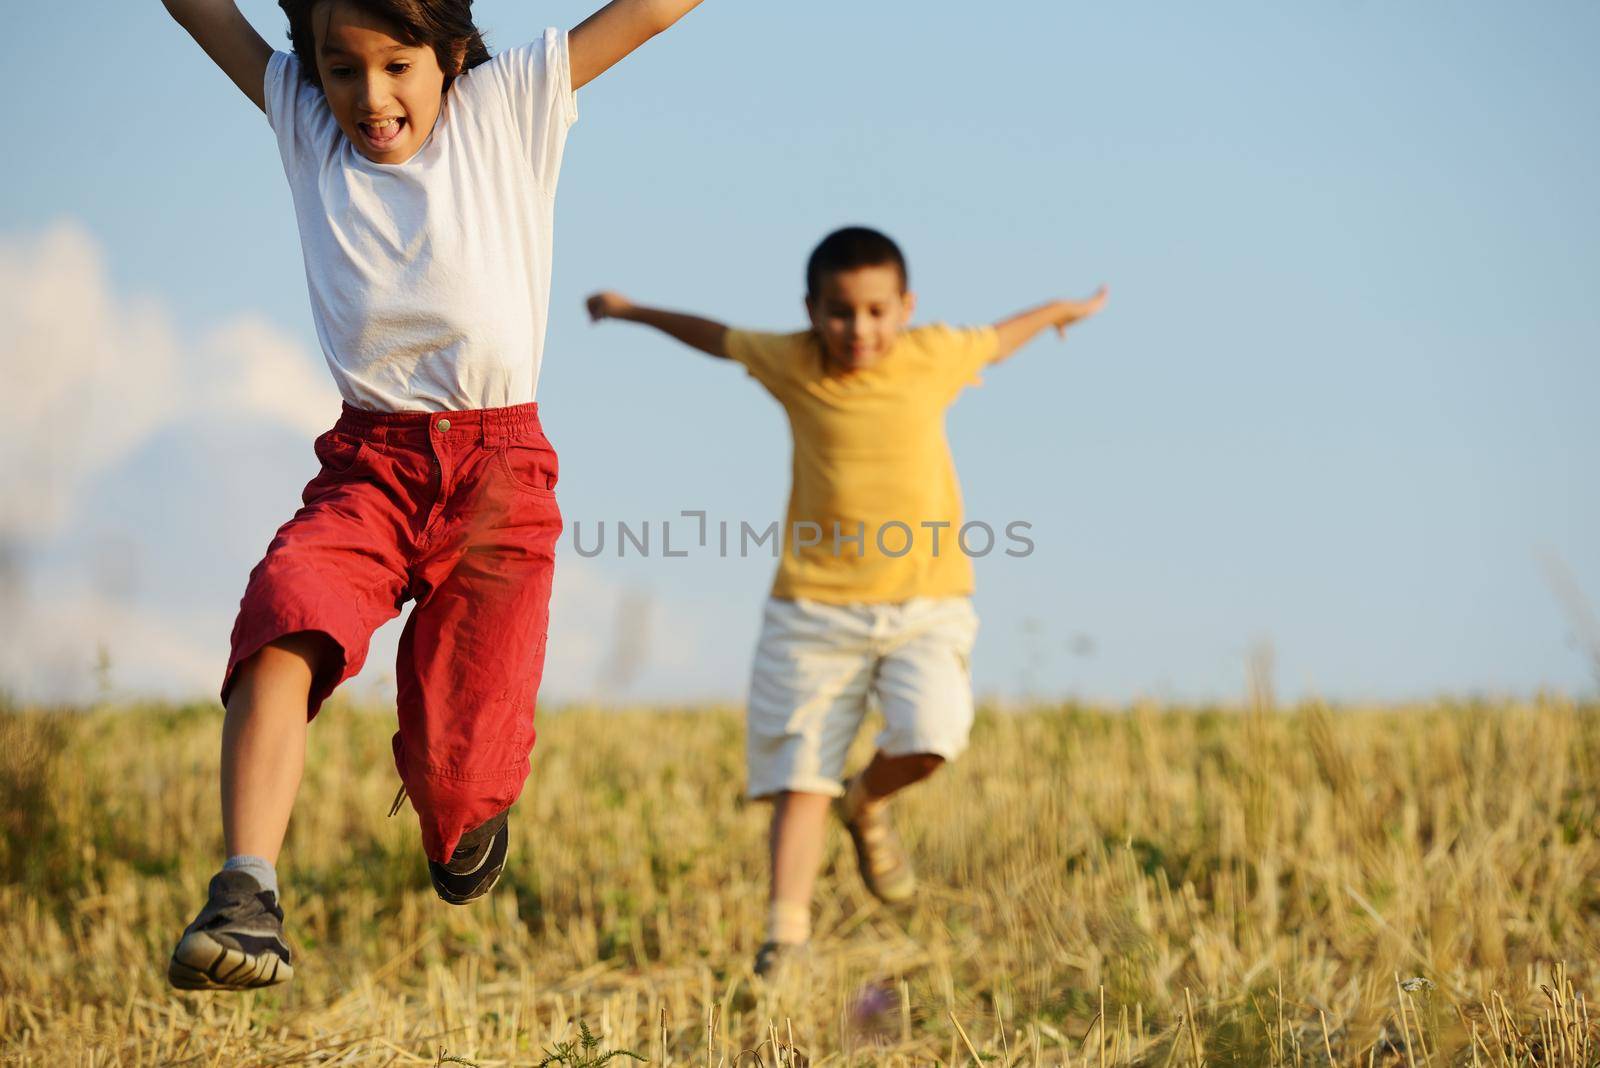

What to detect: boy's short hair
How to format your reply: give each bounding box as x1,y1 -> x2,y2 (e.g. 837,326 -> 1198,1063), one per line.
806,227 -> 909,297
280,0 -> 492,90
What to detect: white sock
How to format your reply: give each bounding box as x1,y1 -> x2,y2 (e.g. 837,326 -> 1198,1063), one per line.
766,900 -> 811,946
223,855 -> 279,898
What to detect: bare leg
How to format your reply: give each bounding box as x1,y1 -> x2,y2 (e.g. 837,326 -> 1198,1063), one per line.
834,751 -> 944,905
852,750 -> 945,813
220,632 -> 337,864
766,791 -> 833,944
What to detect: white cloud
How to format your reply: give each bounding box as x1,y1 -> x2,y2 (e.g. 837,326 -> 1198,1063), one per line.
0,223 -> 182,539
0,589 -> 219,703
0,221 -> 344,703
194,316 -> 344,440
0,221 -> 342,542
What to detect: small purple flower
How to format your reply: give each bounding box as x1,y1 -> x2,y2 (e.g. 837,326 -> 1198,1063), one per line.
850,983 -> 898,1035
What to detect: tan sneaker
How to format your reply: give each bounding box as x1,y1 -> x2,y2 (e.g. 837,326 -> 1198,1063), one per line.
836,778 -> 916,904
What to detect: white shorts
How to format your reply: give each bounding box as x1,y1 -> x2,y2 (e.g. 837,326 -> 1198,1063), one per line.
745,596 -> 980,799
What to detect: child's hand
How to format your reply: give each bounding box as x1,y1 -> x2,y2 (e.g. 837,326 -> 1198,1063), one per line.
582,297 -> 732,358
1052,285 -> 1109,337
586,291 -> 635,322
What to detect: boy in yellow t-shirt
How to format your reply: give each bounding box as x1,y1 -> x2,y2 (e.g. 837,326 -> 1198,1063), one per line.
586,227 -> 1105,974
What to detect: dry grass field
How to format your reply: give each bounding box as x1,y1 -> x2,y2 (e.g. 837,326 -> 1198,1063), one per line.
2,695 -> 1598,1065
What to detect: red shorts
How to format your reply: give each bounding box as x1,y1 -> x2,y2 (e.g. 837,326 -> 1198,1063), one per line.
224,402 -> 562,862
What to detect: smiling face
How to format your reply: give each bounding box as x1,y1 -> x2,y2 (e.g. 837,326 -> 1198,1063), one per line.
310,0 -> 451,164
806,265 -> 917,375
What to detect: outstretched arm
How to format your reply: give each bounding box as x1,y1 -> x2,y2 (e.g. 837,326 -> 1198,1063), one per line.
992,285 -> 1109,363
587,292 -> 731,359
569,0 -> 706,91
161,0 -> 272,113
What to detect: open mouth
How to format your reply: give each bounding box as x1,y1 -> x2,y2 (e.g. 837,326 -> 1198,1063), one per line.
358,117 -> 407,149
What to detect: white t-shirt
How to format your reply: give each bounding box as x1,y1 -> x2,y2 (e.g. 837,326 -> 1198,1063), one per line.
263,29 -> 577,412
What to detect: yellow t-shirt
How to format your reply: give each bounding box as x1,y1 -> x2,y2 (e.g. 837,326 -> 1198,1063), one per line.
725,323 -> 1000,604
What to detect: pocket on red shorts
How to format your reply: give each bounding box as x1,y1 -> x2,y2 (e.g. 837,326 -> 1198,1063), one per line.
301,430 -> 370,505
313,429 -> 368,475
497,433 -> 559,497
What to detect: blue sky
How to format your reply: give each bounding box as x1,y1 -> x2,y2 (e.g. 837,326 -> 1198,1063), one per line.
2,0 -> 1596,705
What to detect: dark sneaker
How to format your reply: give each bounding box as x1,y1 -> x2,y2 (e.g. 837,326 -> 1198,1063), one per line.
429,811 -> 509,905
168,870 -> 293,991
836,779 -> 917,904
753,940 -> 807,979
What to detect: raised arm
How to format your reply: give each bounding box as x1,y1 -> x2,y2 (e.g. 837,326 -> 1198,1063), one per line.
992,285 -> 1109,363
569,0 -> 706,91
162,0 -> 272,113
587,292 -> 731,359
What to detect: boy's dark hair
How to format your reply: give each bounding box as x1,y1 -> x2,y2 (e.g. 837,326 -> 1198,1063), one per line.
279,0 -> 491,90
806,227 -> 909,297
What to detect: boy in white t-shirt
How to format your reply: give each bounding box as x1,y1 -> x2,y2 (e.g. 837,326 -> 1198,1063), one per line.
159,0 -> 709,991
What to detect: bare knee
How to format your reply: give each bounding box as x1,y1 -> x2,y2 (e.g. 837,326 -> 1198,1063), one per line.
228,632 -> 342,711
881,752 -> 946,781
860,751 -> 946,798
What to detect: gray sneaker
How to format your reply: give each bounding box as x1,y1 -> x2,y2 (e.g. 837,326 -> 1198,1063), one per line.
753,940 -> 808,979
168,870 -> 293,991
429,810 -> 509,905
